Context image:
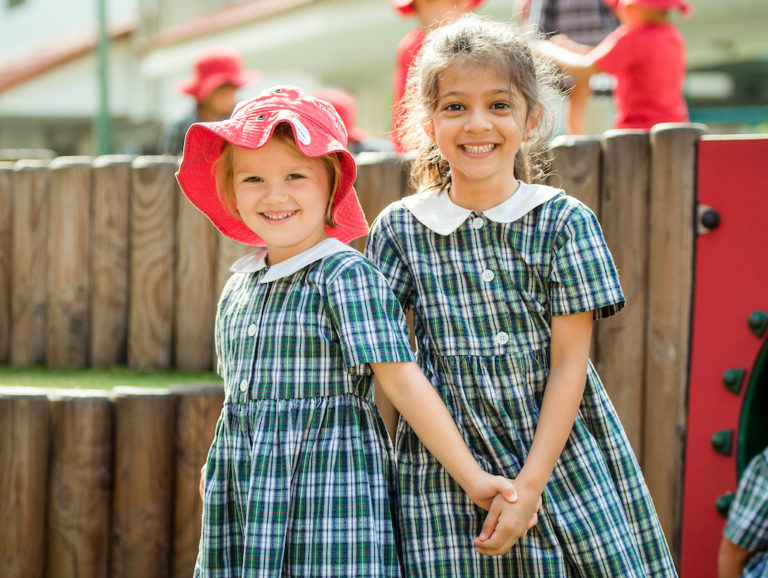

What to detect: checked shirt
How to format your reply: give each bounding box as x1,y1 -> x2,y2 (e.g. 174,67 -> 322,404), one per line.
195,239 -> 414,577
366,183 -> 678,577
724,447 -> 768,577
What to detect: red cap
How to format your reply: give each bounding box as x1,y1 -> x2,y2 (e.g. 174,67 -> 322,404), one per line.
176,86 -> 369,247
177,47 -> 261,102
313,88 -> 369,143
602,0 -> 693,16
391,0 -> 486,17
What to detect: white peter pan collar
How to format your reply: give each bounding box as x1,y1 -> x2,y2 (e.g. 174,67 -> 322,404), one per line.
230,237 -> 355,282
402,181 -> 561,235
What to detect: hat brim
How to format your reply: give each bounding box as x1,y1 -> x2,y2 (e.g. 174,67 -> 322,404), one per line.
392,0 -> 486,16
177,70 -> 262,101
176,111 -> 369,247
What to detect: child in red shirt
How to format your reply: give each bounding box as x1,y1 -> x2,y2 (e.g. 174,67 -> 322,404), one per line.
534,0 -> 691,130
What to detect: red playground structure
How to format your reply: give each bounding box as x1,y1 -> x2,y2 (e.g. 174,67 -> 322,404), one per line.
680,135 -> 768,576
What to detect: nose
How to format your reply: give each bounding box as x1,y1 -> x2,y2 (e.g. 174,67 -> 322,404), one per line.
262,182 -> 288,202
464,108 -> 492,133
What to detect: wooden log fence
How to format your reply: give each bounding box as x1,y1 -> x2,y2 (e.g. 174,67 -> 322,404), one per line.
0,124 -> 709,572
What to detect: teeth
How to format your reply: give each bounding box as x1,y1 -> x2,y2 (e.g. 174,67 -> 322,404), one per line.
463,144 -> 494,154
263,212 -> 294,220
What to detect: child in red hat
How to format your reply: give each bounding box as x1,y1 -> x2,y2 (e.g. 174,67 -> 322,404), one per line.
176,85 -> 531,576
390,0 -> 486,152
158,46 -> 261,155
534,0 -> 691,130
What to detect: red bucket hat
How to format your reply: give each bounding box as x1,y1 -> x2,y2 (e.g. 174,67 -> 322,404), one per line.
602,0 -> 693,16
177,47 -> 262,102
176,86 -> 369,247
391,0 -> 486,17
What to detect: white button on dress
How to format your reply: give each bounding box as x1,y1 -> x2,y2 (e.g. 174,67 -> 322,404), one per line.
248,324 -> 257,336
481,270 -> 495,282
471,217 -> 484,229
240,379 -> 248,392
495,332 -> 510,345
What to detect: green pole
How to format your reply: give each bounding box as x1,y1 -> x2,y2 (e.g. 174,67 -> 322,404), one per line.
96,0 -> 112,154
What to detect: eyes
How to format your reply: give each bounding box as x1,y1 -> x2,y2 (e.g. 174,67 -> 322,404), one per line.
240,173 -> 306,184
440,100 -> 513,113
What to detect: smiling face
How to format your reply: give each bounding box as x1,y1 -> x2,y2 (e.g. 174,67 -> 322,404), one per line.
231,137 -> 332,264
428,60 -> 539,207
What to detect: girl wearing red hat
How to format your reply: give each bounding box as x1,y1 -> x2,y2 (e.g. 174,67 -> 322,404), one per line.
158,47 -> 261,155
177,85 -> 529,576
534,0 -> 691,130
390,0 -> 487,152
367,13 -> 677,576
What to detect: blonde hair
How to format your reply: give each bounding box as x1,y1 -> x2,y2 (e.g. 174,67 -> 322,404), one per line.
213,123 -> 341,226
396,13 -> 559,191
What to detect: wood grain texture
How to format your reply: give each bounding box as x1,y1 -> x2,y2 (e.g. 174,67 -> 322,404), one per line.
46,157 -> 93,368
171,384 -> 225,577
597,130 -> 651,458
46,390 -> 113,578
109,387 -> 176,578
548,135 -> 602,214
175,188 -> 217,370
0,388 -> 50,578
0,162 -> 13,363
644,123 -> 706,565
10,160 -> 50,366
127,157 -> 177,370
90,156 -> 133,367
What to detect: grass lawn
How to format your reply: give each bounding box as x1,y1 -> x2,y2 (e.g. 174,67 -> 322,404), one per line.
0,365 -> 222,391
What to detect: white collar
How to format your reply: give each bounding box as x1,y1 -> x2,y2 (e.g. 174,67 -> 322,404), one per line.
230,237 -> 355,282
402,181 -> 561,235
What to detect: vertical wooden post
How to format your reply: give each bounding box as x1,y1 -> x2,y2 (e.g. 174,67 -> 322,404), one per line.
0,387 -> 50,578
46,390 -> 113,578
0,162 -> 13,363
110,387 -> 177,578
548,135 -> 602,214
128,157 -> 177,370
644,123 -> 706,564
597,130 -> 650,457
91,155 -> 133,367
10,160 -> 50,366
349,153 -> 411,252
46,157 -> 93,368
175,189 -> 217,370
171,384 -> 225,577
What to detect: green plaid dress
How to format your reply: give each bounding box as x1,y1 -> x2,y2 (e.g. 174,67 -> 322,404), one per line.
195,238 -> 414,577
723,447 -> 768,577
365,183 -> 677,577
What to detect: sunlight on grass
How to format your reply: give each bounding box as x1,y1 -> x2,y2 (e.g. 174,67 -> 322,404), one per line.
0,365 -> 222,391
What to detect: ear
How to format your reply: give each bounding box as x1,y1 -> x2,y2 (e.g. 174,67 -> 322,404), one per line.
423,117 -> 435,140
524,106 -> 542,142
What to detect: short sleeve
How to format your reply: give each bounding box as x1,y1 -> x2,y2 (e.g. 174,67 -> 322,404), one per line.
365,208 -> 413,312
724,451 -> 768,554
325,259 -> 415,372
588,25 -> 634,76
549,203 -> 625,319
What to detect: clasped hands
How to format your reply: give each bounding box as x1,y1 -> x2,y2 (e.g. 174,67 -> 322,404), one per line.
468,473 -> 542,556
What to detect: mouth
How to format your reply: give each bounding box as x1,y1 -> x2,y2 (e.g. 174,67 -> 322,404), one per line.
260,210 -> 298,223
461,144 -> 496,155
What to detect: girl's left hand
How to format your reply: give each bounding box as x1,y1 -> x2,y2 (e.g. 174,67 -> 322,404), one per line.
468,472 -> 519,511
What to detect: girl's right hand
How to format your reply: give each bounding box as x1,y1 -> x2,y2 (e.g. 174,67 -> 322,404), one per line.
467,472 -> 520,511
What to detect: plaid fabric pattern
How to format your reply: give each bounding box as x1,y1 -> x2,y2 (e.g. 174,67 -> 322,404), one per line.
724,447 -> 768,578
195,250 -> 415,577
538,0 -> 618,46
365,190 -> 677,576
